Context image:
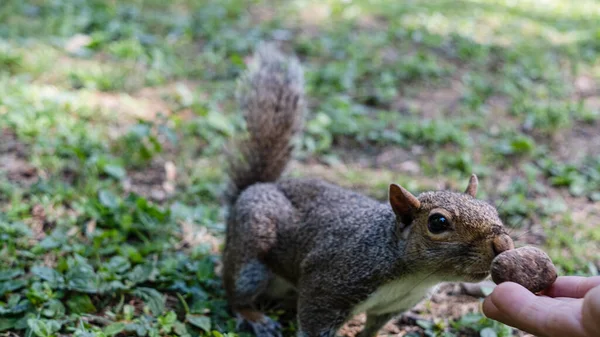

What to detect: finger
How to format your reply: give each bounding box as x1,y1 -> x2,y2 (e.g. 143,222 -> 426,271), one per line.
488,282 -> 547,336
582,285 -> 600,336
489,282 -> 587,337
482,297 -> 502,318
551,297 -> 583,303
482,296 -> 520,328
542,276 -> 600,298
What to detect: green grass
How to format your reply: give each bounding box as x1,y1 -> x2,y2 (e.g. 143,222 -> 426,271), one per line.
1,0 -> 599,336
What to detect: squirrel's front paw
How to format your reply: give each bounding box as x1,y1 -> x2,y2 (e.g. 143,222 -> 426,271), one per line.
236,311 -> 282,337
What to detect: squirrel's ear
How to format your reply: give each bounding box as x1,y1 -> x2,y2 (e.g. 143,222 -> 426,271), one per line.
464,174 -> 478,197
389,184 -> 420,220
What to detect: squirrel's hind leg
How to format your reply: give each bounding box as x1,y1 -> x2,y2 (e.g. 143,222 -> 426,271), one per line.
225,259 -> 282,337
224,183 -> 293,337
236,309 -> 282,337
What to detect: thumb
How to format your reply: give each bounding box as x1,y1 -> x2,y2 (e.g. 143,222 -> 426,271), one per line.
582,284 -> 600,337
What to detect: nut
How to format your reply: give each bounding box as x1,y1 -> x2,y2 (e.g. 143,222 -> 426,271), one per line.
491,246 -> 557,293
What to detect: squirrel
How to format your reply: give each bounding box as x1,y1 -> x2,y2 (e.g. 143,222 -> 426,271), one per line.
222,44 -> 515,337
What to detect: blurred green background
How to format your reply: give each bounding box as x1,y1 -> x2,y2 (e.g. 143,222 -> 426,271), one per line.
0,0 -> 599,336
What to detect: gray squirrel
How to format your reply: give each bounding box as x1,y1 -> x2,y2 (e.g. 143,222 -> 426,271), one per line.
222,44 -> 514,337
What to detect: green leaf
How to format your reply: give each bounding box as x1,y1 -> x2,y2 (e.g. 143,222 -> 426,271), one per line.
73,328 -> 97,337
127,264 -> 153,284
13,311 -> 35,330
125,322 -> 148,336
416,319 -> 433,330
196,258 -> 215,282
0,279 -> 27,296
39,235 -> 62,250
173,321 -> 190,337
206,110 -> 233,135
102,280 -> 127,292
42,299 -> 66,318
27,318 -> 62,337
0,318 -> 17,331
107,256 -> 131,274
103,164 -> 126,179
158,311 -> 177,331
456,313 -> 484,325
66,256 -> 99,293
0,269 -> 23,281
66,294 -> 97,314
480,327 -> 498,337
0,295 -> 29,315
186,314 -> 211,332
120,214 -> 133,232
104,322 -> 126,336
131,287 -> 165,315
510,136 -> 535,154
230,53 -> 245,67
121,245 -> 144,263
121,304 -> 134,321
31,266 -> 64,287
130,124 -> 151,138
98,190 -> 119,209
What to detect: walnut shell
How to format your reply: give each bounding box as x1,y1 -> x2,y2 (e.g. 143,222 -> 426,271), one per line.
491,246 -> 557,293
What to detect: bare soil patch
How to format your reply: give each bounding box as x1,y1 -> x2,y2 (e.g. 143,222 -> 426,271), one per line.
554,120 -> 600,164
0,129 -> 37,184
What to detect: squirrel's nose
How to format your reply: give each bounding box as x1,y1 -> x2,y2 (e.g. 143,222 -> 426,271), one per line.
492,234 -> 514,256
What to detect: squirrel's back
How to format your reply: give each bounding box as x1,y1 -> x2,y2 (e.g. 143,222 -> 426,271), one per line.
225,44 -> 305,204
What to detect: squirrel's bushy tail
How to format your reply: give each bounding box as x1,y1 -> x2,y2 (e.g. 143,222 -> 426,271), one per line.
225,44 -> 305,203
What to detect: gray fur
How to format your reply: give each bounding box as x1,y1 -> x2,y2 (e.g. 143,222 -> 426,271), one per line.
223,46 -> 513,337
226,43 -> 304,204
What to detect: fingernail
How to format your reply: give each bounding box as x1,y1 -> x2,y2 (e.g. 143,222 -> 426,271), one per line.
479,300 -> 486,317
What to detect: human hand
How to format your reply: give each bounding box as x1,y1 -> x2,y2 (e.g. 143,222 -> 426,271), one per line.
482,276 -> 600,337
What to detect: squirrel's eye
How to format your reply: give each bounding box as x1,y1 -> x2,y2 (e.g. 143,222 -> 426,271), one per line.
427,214 -> 450,234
